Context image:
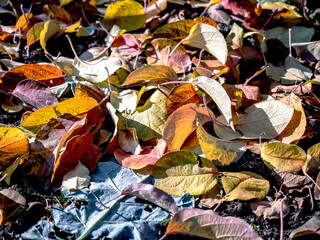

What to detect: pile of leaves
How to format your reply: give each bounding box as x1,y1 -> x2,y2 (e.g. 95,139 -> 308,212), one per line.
1,0 -> 320,239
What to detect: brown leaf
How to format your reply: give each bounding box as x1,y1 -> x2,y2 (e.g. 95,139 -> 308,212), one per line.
251,198 -> 289,220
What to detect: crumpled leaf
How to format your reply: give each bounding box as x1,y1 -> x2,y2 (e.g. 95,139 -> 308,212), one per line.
121,65 -> 178,87
1,64 -> 64,91
191,76 -> 235,130
12,79 -> 58,109
251,198 -> 289,220
182,23 -> 228,64
0,126 -> 29,171
61,161 -> 91,191
163,103 -> 211,151
161,208 -> 262,240
20,96 -> 99,134
214,100 -> 294,140
197,124 -> 246,166
103,0 -> 146,32
221,171 -> 270,201
51,160 -> 194,240
127,90 -> 167,140
122,183 -> 179,214
0,189 -> 26,226
152,151 -> 218,196
261,142 -> 307,173
290,215 -> 320,238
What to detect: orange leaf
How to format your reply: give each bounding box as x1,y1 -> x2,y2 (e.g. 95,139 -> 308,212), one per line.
163,103 -> 211,151
1,64 -> 64,91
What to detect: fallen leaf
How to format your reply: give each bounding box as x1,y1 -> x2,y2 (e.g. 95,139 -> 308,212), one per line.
122,182 -> 179,214
251,198 -> 289,220
43,5 -> 72,24
221,171 -> 270,201
103,0 -> 146,32
61,161 -> 91,191
118,127 -> 142,155
110,89 -> 138,114
290,215 -> 320,238
20,96 -> 99,134
163,103 -> 211,151
152,151 -> 218,196
0,126 -> 29,171
74,82 -> 106,103
0,189 -> 26,226
191,76 -> 235,130
182,23 -> 228,64
221,0 -> 255,19
261,142 -> 307,173
161,208 -> 262,240
15,13 -> 34,35
285,56 -> 313,81
272,169 -> 311,188
26,22 -> 45,47
12,79 -> 58,109
121,65 -> 178,87
112,34 -> 141,56
40,20 -> 61,54
198,183 -> 223,208
304,142 -> 320,174
166,83 -> 202,115
197,124 -> 246,166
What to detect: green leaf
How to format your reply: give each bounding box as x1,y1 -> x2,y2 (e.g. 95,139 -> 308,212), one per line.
152,151 -> 218,196
261,142 -> 307,173
221,171 -> 270,201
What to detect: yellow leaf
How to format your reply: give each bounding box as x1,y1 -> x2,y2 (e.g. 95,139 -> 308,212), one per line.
222,171 -> 270,201
0,126 -> 29,171
40,20 -> 61,54
103,0 -> 146,32
303,142 -> 320,174
27,22 -> 45,46
152,151 -> 218,196
15,13 -> 34,34
20,97 -> 99,134
65,18 -> 82,33
261,142 -> 307,173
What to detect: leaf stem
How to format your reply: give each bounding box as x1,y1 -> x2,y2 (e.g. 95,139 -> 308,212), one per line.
289,28 -> 292,57
304,172 -> 320,192
279,196 -> 287,240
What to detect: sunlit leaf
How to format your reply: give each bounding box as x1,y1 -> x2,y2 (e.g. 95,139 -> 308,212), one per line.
197,124 -> 246,166
152,151 -> 218,196
61,161 -> 91,191
0,126 -> 29,171
304,142 -> 320,174
103,0 -> 146,32
26,22 -> 45,47
161,208 -> 262,240
15,13 -> 34,35
221,171 -> 270,201
43,5 -> 72,24
261,142 -> 307,173
182,23 -> 228,64
40,20 -> 61,54
163,103 -> 211,151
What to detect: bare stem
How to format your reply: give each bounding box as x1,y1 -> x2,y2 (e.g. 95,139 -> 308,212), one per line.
304,172 -> 320,192
0,174 -> 7,182
168,40 -> 183,58
279,196 -> 287,240
289,28 -> 292,57
260,9 -> 278,32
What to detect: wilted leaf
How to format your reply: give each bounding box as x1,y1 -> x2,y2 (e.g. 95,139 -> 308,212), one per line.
221,171 -> 270,201
61,161 -> 91,191
191,76 -> 234,130
122,183 -> 179,214
0,189 -> 26,226
12,79 -> 58,109
290,215 -> 320,238
0,126 -> 29,171
122,65 -> 178,87
272,169 -> 311,188
261,142 -> 307,173
161,208 -> 262,240
1,64 -> 64,91
197,124 -> 246,166
127,90 -> 167,140
277,93 -> 306,144
103,0 -> 146,32
214,100 -> 294,140
182,23 -> 228,64
251,198 -> 289,220
152,151 -> 218,196
20,97 -> 99,134
163,103 -> 211,151
40,20 -> 61,54
115,139 -> 166,169
166,83 -> 202,115
145,0 -> 167,19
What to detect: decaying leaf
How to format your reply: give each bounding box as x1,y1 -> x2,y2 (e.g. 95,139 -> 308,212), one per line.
272,169 -> 311,188
261,142 -> 307,173
251,198 -> 289,220
152,151 -> 218,196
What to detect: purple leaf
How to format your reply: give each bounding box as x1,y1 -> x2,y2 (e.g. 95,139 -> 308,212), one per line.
12,79 -> 58,109
122,183 -> 179,214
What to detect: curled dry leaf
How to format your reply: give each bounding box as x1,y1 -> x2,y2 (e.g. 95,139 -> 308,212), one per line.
152,151 -> 218,196
221,171 -> 270,201
0,189 -> 26,226
161,208 -> 262,240
61,161 -> 91,191
122,182 -> 179,214
261,142 -> 307,173
0,126 -> 29,171
251,198 -> 289,220
163,103 -> 211,151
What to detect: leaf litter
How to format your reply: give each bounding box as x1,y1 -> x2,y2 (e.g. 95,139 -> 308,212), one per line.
0,0 -> 320,239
